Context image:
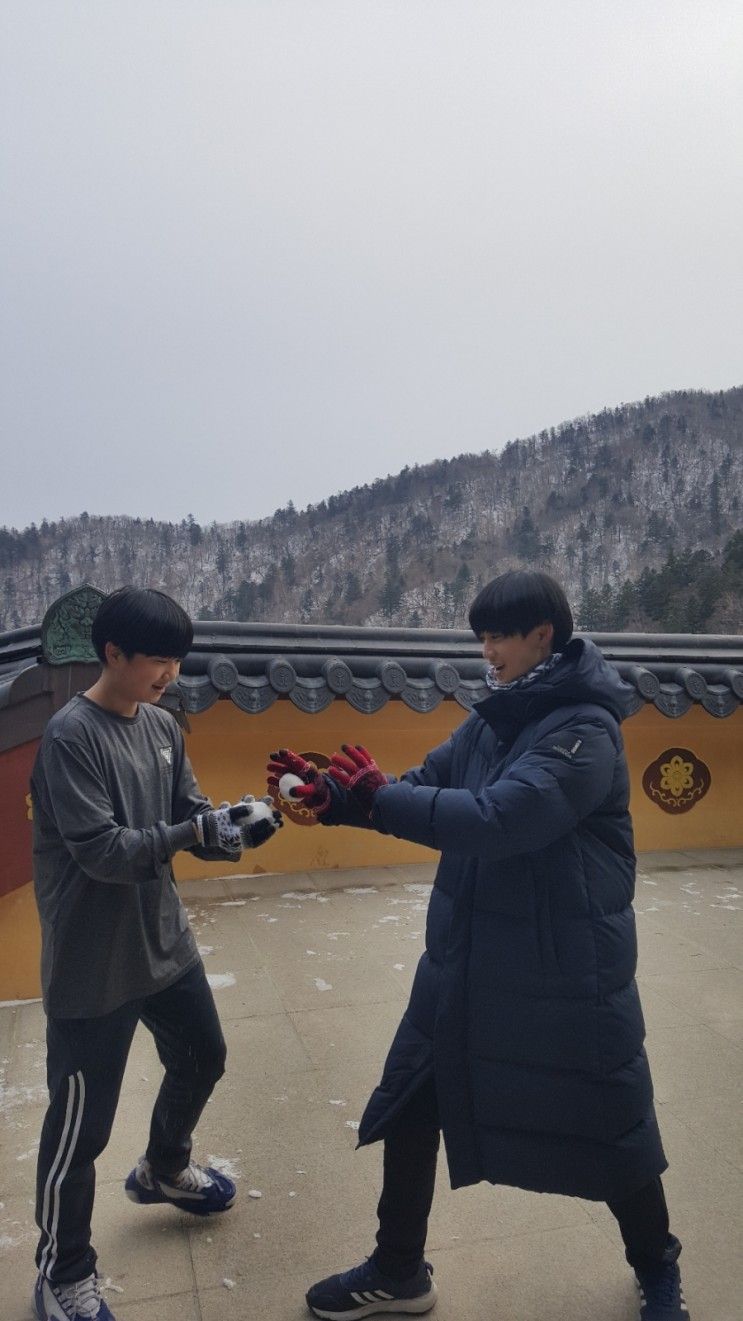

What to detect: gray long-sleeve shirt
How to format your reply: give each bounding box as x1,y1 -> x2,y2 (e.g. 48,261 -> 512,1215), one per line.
31,693 -> 211,1017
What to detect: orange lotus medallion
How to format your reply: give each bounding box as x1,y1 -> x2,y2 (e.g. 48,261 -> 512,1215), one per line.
271,751 -> 331,827
642,747 -> 711,814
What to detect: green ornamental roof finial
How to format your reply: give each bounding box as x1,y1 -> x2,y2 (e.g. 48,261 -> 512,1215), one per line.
41,584 -> 106,665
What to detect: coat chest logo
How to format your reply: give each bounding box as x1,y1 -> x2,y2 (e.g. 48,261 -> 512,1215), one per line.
642,747 -> 711,814
551,737 -> 583,759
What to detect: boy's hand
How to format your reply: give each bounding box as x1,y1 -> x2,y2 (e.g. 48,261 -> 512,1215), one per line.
193,803 -> 246,857
194,797 -> 283,855
232,795 -> 284,848
267,749 -> 331,816
328,744 -> 388,816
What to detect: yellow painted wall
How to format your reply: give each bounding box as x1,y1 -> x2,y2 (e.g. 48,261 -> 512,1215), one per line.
173,699 -> 743,879
173,698 -> 457,879
2,697 -> 742,1001
0,881 -> 41,1002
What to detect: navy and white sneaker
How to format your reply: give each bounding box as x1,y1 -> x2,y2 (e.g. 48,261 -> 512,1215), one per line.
306,1257 -> 437,1319
636,1253 -> 690,1320
34,1272 -> 115,1320
124,1154 -> 236,1215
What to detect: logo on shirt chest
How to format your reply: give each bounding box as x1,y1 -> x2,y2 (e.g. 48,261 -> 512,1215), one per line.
159,745 -> 173,767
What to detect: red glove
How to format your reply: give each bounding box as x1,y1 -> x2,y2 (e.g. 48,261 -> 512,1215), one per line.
327,744 -> 388,816
266,748 -> 331,817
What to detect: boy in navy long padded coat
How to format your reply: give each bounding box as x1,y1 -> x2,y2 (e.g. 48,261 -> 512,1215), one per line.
269,571 -> 689,1321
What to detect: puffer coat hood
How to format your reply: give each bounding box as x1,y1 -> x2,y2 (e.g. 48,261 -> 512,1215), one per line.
477,635 -> 636,741
328,637 -> 666,1202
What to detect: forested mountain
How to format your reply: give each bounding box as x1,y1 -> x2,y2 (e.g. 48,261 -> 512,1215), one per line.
3,386 -> 742,634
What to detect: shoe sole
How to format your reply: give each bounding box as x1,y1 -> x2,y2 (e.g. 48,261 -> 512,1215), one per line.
307,1280 -> 438,1320
125,1188 -> 235,1215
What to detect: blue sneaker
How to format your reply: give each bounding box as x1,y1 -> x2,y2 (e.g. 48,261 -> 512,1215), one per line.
306,1257 -> 436,1319
124,1155 -> 236,1216
34,1272 -> 115,1320
636,1252 -> 690,1320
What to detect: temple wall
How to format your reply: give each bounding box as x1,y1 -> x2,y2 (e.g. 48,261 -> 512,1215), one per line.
2,698 -> 742,1000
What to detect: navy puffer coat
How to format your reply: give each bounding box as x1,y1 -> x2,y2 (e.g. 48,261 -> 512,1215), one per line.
325,638 -> 666,1203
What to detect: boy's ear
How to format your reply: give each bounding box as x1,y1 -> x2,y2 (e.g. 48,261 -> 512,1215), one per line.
536,621 -> 555,648
103,641 -> 124,666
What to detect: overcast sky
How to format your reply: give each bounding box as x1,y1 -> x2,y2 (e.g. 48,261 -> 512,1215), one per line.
2,1 -> 741,531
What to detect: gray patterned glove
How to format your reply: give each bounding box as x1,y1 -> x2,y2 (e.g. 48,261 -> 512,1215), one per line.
193,802 -> 246,857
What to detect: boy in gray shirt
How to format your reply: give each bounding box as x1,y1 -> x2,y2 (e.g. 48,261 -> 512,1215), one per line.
32,587 -> 281,1321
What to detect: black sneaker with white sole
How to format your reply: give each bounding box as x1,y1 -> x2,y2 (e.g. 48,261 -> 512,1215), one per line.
306,1257 -> 436,1320
636,1254 -> 690,1321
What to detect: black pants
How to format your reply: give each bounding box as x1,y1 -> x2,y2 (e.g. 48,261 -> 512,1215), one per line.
374,1076 -> 676,1279
35,962 -> 226,1284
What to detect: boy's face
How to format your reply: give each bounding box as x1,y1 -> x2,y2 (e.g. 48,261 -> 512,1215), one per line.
104,646 -> 181,704
480,623 -> 554,685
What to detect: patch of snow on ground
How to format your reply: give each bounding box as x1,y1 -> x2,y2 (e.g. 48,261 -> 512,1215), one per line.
0,1076 -> 47,1113
403,884 -> 433,896
206,973 -> 236,990
314,979 -> 333,992
344,887 -> 378,895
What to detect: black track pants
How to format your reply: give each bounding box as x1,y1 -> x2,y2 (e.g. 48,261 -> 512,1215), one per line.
373,1075 -> 675,1279
35,962 -> 226,1284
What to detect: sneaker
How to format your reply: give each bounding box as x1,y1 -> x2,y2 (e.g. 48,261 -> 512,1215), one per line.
636,1258 -> 690,1320
306,1257 -> 437,1320
124,1155 -> 236,1216
34,1272 -> 115,1321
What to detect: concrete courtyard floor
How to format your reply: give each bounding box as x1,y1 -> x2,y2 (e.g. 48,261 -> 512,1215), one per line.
1,850 -> 742,1321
